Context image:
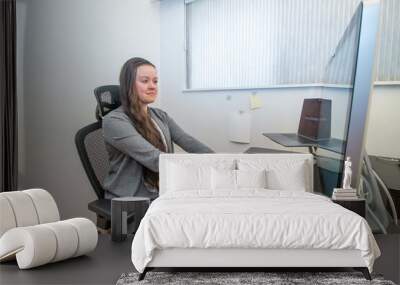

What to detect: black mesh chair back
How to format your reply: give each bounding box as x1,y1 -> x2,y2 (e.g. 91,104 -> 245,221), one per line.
75,121 -> 112,230
94,85 -> 121,119
75,85 -> 121,230
75,121 -> 109,199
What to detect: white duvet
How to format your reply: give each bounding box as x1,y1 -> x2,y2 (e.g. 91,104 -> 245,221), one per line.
131,190 -> 380,273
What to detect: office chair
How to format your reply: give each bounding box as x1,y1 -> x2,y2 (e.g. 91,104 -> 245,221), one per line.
75,85 -> 121,230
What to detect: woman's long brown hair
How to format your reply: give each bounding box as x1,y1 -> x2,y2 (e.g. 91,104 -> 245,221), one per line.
119,57 -> 166,190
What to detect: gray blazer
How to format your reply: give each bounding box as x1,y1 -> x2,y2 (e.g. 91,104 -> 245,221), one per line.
102,106 -> 214,198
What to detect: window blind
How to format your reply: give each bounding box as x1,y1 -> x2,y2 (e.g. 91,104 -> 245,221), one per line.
185,0 -> 400,90
376,0 -> 400,82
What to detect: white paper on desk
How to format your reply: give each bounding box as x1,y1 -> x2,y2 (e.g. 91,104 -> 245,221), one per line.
228,111 -> 251,143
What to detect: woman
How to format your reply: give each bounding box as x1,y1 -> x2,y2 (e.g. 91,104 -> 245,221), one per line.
102,57 -> 214,199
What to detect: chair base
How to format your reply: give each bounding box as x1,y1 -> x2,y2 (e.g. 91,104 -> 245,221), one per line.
88,199 -> 111,230
96,215 -> 111,230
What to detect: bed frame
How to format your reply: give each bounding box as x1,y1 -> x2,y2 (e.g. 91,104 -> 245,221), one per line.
139,248 -> 371,280
137,154 -> 372,281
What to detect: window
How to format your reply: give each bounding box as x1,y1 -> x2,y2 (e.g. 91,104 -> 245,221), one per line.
376,0 -> 400,83
185,0 -> 400,90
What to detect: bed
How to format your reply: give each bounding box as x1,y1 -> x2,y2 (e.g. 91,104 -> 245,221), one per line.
131,153 -> 380,280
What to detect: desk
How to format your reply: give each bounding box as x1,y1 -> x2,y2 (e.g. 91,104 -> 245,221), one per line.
262,134 -> 346,195
244,147 -> 296,154
263,133 -> 346,154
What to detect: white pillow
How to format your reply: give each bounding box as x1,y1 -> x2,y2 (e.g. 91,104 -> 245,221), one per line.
236,169 -> 267,188
238,159 -> 309,191
211,168 -> 236,190
266,163 -> 307,191
167,162 -> 211,191
211,169 -> 268,190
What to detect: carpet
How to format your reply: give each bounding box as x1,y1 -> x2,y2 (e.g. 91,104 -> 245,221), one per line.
116,271 -> 396,285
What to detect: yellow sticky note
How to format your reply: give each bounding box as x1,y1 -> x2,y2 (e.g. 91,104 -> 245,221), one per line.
250,94 -> 263,110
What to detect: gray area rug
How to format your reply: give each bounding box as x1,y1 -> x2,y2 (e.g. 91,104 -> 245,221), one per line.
116,271 -> 396,285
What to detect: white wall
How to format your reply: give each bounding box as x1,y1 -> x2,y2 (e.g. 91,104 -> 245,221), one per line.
17,0 -> 160,219
160,0 -> 399,159
366,86 -> 400,158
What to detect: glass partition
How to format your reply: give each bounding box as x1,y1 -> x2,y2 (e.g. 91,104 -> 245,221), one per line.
313,4 -> 363,197
257,4 -> 363,197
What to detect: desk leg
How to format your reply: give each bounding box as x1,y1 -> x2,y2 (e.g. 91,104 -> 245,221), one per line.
308,146 -> 318,155
308,147 -> 330,195
313,163 -> 325,193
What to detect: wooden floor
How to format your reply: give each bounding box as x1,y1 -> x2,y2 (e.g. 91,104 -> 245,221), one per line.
374,233 -> 400,284
0,234 -> 399,285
